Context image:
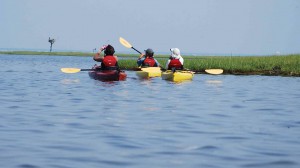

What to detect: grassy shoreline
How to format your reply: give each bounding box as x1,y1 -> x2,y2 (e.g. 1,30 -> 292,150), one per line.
1,51 -> 299,77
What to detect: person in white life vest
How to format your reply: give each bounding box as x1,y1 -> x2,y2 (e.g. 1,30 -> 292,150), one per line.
165,48 -> 184,70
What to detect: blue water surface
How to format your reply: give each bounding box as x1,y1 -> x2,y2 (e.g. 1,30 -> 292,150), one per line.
0,55 -> 300,168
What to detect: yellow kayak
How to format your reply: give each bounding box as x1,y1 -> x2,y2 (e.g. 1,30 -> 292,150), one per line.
136,67 -> 162,78
161,70 -> 194,82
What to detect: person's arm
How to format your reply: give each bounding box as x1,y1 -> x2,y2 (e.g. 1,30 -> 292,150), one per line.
137,58 -> 144,67
154,59 -> 160,67
137,53 -> 145,60
93,46 -> 106,62
165,59 -> 170,69
136,53 -> 145,67
179,56 -> 184,65
114,55 -> 118,61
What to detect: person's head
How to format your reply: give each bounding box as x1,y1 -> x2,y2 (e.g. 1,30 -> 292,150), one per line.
170,48 -> 181,58
104,45 -> 115,55
145,48 -> 154,57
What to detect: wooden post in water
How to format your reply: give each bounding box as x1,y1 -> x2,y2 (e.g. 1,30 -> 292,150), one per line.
48,37 -> 55,52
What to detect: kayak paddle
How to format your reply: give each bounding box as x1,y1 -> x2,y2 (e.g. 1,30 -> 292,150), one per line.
61,68 -> 94,73
119,37 -> 142,54
205,69 -> 223,75
120,37 -> 165,71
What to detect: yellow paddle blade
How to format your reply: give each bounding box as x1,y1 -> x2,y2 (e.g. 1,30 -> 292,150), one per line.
205,69 -> 223,75
61,68 -> 81,73
119,37 -> 132,48
141,67 -> 161,73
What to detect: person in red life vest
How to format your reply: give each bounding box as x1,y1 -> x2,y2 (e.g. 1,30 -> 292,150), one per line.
137,48 -> 160,67
165,48 -> 184,70
93,44 -> 119,70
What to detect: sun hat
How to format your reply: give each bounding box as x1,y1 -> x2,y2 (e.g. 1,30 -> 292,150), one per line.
170,48 -> 181,58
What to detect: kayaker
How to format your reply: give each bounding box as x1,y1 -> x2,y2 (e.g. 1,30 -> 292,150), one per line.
137,48 -> 160,67
165,48 -> 184,70
93,44 -> 119,70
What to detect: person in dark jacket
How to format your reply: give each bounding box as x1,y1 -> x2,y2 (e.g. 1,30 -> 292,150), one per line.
137,48 -> 160,67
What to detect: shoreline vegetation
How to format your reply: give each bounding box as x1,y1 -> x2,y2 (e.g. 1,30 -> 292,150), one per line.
1,51 -> 299,77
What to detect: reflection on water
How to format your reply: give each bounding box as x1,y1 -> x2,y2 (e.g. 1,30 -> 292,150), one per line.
1,55 -> 300,168
92,80 -> 122,87
205,80 -> 223,88
60,79 -> 81,85
205,80 -> 223,85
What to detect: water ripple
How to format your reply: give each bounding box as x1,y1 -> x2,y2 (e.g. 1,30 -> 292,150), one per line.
17,164 -> 40,168
242,160 -> 298,167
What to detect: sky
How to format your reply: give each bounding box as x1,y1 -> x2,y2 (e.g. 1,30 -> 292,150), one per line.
0,0 -> 299,55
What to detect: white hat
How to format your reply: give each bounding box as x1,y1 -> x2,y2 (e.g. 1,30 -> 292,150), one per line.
170,48 -> 181,58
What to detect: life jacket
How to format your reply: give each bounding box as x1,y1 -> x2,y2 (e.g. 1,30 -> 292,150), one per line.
168,58 -> 183,70
142,57 -> 157,67
101,55 -> 118,70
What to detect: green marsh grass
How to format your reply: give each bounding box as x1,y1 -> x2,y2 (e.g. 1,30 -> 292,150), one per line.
1,51 -> 299,76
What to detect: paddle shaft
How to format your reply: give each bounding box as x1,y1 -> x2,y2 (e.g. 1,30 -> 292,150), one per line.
80,69 -> 94,71
61,68 -> 95,73
132,47 -> 142,54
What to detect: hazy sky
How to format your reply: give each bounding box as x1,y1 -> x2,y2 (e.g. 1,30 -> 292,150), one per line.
1,0 -> 299,55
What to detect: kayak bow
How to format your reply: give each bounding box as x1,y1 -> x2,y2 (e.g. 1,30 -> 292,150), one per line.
88,66 -> 127,81
162,70 -> 194,82
136,67 -> 162,78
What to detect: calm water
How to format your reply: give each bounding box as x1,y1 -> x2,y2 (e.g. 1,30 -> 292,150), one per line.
1,55 -> 300,168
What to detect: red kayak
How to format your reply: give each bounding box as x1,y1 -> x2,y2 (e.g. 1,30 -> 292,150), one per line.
88,66 -> 127,81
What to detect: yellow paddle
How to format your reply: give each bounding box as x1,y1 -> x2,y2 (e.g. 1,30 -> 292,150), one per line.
205,69 -> 223,75
119,37 -> 142,54
61,68 -> 93,73
140,67 -> 161,72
